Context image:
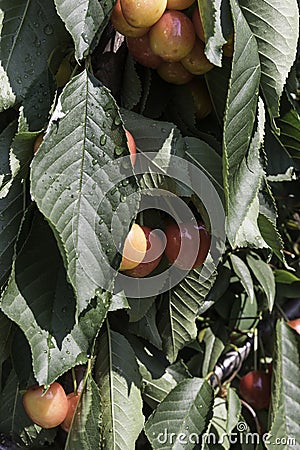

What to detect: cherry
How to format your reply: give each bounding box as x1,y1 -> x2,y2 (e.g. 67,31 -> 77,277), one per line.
223,32 -> 234,57
22,382 -> 68,429
181,39 -> 214,75
187,78 -> 212,120
123,226 -> 165,277
120,0 -> 167,28
119,223 -> 147,271
149,10 -> 195,62
111,0 -> 149,37
164,221 -> 210,270
239,370 -> 271,410
288,318 -> 300,335
126,34 -> 163,69
157,62 -> 194,85
192,7 -> 205,42
125,129 -> 137,166
61,392 -> 81,433
166,0 -> 195,10
56,57 -> 72,88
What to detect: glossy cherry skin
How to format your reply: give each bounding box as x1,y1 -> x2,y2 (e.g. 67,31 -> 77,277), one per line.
120,0 -> 167,28
126,34 -> 163,69
111,0 -> 149,37
33,132 -> 44,154
119,223 -> 147,271
61,392 -> 81,432
22,382 -> 68,428
288,318 -> 300,335
123,226 -> 165,277
164,222 -> 210,270
125,129 -> 137,166
239,370 -> 271,410
149,10 -> 195,62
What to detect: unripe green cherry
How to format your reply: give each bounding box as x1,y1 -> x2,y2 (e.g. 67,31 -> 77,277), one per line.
121,0 -> 167,28
149,10 -> 195,62
157,62 -> 194,85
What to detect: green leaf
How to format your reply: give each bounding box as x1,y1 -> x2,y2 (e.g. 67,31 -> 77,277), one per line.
0,0 -> 69,111
226,388 -> 241,434
266,321 -> 300,449
95,329 -> 144,450
129,302 -> 162,350
157,262 -> 217,363
0,211 -> 110,386
121,56 -> 142,111
127,296 -> 156,322
54,0 -> 114,61
246,254 -> 275,311
277,109 -> 300,162
183,136 -> 224,201
31,71 -> 138,315
0,311 -> 13,365
145,378 -> 214,449
225,95 -> 266,248
239,0 -> 299,118
65,374 -> 102,450
202,327 -> 225,377
274,270 -> 300,285
230,255 -> 255,303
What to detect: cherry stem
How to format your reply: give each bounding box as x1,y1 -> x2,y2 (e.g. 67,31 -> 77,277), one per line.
240,399 -> 262,435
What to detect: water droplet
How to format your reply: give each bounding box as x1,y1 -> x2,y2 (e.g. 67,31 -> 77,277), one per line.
114,145 -> 124,156
120,193 -> 126,202
92,158 -> 97,165
66,350 -> 70,354
114,116 -> 121,126
100,134 -> 107,145
44,24 -> 54,35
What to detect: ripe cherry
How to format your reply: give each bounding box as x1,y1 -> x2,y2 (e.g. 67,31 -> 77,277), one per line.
149,10 -> 195,62
125,129 -> 137,166
164,221 -> 210,270
157,62 -> 194,85
111,0 -> 149,37
22,382 -> 68,429
120,0 -> 167,28
239,370 -> 271,410
167,0 -> 195,10
126,34 -> 163,69
61,392 -> 81,432
288,318 -> 300,335
181,39 -> 214,75
119,223 -> 147,271
123,226 -> 165,277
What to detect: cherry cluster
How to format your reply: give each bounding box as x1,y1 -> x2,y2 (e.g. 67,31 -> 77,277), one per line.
110,0 -> 230,85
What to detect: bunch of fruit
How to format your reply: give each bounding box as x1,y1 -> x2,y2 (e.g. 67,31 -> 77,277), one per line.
119,220 -> 211,278
110,0 -> 231,85
22,382 -> 80,432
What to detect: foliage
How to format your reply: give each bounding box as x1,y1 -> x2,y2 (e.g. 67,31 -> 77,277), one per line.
0,0 -> 299,449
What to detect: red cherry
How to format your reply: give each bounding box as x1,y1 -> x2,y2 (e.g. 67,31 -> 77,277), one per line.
239,370 -> 271,410
61,392 -> 81,432
123,226 -> 165,277
288,318 -> 300,335
125,129 -> 137,166
164,222 -> 210,270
